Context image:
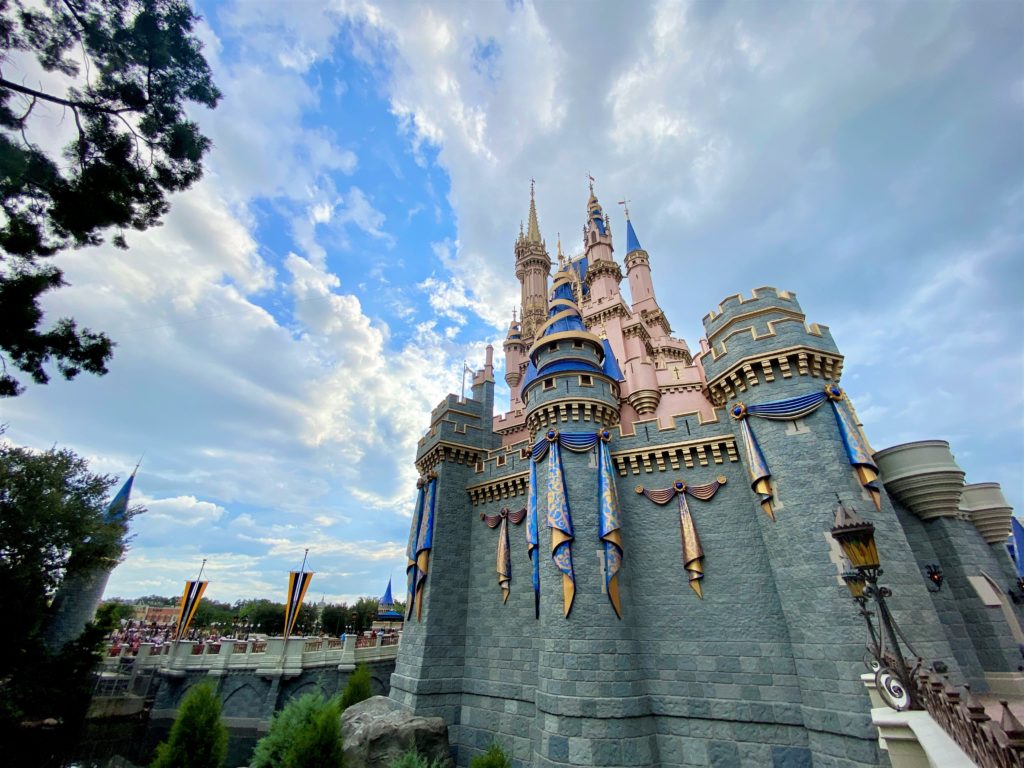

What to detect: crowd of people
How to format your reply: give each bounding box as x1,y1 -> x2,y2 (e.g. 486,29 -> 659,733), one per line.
106,620 -> 402,655
106,621 -> 178,655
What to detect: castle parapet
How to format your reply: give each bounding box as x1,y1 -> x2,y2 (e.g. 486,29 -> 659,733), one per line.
959,482 -> 1015,545
700,287 -> 843,406
874,440 -> 966,520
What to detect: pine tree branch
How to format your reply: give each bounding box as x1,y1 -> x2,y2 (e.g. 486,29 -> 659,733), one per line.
0,77 -> 143,114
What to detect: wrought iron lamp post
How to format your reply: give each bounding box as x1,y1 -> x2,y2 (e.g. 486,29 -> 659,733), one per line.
831,498 -> 922,711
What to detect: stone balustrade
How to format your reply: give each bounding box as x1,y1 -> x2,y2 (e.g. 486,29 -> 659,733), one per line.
99,633 -> 400,680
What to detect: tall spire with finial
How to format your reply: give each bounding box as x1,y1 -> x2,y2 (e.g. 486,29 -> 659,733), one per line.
514,178 -> 552,342
526,178 -> 541,243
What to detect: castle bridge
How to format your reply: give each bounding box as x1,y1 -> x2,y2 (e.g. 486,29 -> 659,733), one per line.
90,635 -> 398,728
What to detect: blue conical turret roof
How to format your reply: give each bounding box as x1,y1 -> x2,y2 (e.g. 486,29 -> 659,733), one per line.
626,218 -> 642,254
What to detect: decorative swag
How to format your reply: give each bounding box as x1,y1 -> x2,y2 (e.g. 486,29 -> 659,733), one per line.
405,473 -> 437,621
528,429 -> 624,619
481,505 -> 526,603
634,477 -> 727,599
731,384 -> 880,520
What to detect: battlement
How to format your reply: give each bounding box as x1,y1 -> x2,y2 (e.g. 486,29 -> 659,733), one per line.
699,287 -> 842,406
702,286 -> 799,330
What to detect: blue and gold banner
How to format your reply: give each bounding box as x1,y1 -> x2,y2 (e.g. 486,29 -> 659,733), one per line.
598,433 -> 623,618
284,570 -> 313,637
405,482 -> 426,621
736,416 -> 774,520
413,475 -> 437,620
546,432 -> 576,617
826,385 -> 881,511
731,384 -> 881,518
529,429 -> 618,618
527,459 -> 540,619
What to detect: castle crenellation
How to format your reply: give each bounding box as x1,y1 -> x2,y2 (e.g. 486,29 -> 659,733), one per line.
395,182 -> 1022,767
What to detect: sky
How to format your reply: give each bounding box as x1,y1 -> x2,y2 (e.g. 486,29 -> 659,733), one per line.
1,0 -> 1022,607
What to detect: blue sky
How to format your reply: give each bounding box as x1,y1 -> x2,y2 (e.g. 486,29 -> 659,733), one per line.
1,0 -> 1021,605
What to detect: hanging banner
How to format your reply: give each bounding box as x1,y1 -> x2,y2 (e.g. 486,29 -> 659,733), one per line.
284,570 -> 314,637
174,579 -> 208,640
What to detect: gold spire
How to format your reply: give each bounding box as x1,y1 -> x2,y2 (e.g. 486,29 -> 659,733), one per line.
556,232 -> 565,267
526,179 -> 541,243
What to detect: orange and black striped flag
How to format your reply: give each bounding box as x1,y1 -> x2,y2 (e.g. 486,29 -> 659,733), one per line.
284,570 -> 314,637
174,578 -> 208,640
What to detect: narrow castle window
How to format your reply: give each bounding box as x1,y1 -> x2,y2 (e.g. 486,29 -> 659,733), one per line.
579,375 -> 593,386
543,378 -> 555,390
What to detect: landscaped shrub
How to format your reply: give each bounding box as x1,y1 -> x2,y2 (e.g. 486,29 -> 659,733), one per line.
469,742 -> 512,768
283,696 -> 343,768
250,692 -> 341,768
388,750 -> 447,768
150,683 -> 228,768
339,663 -> 373,711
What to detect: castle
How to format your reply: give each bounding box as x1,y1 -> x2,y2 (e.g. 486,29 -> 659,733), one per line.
391,183 -> 1021,767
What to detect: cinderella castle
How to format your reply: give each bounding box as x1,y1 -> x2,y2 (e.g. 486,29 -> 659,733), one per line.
391,183 -> 1023,767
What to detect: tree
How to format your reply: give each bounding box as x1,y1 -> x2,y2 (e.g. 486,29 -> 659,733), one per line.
150,682 -> 228,768
0,0 -> 221,396
250,692 -> 341,768
0,440 -> 143,761
339,664 -> 373,712
0,442 -> 141,676
321,603 -> 350,636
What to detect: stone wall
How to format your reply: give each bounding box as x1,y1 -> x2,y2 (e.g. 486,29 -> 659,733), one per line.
150,659 -> 395,729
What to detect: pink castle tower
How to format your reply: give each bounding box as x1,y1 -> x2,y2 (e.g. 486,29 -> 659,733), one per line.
495,182 -> 714,443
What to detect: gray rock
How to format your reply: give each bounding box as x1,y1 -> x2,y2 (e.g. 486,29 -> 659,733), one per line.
341,696 -> 453,768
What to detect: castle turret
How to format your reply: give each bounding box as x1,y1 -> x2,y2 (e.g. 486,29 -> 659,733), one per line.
514,182 -> 551,341
701,288 -> 961,765
522,267 -> 620,436
43,469 -> 137,651
580,183 -> 623,304
502,311 -> 526,406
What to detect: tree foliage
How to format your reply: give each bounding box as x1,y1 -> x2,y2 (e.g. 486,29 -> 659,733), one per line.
469,742 -> 512,768
339,664 -> 373,712
0,440 -> 143,761
250,692 -> 341,768
388,751 -> 447,768
150,682 -> 227,768
0,0 -> 220,395
0,441 -> 140,675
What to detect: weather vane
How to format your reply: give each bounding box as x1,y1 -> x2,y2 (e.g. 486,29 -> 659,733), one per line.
618,198 -> 631,219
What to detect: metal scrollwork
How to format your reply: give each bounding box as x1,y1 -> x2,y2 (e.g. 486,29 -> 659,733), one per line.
875,665 -> 911,711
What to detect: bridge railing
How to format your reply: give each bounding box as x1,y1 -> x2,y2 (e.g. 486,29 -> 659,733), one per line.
97,633 -> 400,679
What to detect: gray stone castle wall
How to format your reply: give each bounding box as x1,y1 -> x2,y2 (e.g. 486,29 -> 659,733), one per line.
394,287 -> 1019,767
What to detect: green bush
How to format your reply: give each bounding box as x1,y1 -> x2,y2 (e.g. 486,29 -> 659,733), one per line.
151,683 -> 228,768
469,742 -> 511,768
283,696 -> 342,768
339,663 -> 373,711
250,692 -> 342,768
388,750 -> 447,768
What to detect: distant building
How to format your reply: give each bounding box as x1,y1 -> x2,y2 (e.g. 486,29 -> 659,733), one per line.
392,183 -> 1022,767
143,606 -> 179,625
